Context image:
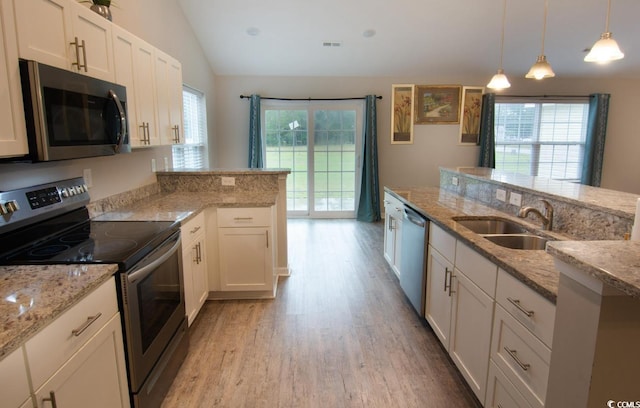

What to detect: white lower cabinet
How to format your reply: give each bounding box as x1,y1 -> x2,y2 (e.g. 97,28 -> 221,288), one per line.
217,207 -> 275,295
33,313 -> 129,408
181,212 -> 208,326
425,223 -> 498,404
0,347 -> 31,408
24,277 -> 129,408
383,192 -> 404,278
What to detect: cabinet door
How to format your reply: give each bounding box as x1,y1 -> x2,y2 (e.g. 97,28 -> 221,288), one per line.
449,269 -> 495,403
425,245 -> 453,349
0,0 -> 28,158
112,26 -> 143,147
0,346 -> 31,408
154,50 -> 172,145
383,213 -> 401,278
14,0 -> 73,70
70,3 -> 114,81
218,227 -> 273,291
183,234 -> 208,326
133,40 -> 158,145
167,57 -> 183,144
392,217 -> 402,276
33,313 -> 130,408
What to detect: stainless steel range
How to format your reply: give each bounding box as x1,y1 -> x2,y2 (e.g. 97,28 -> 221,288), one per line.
0,177 -> 188,408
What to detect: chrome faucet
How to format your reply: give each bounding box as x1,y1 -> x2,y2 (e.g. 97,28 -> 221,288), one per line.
518,199 -> 554,231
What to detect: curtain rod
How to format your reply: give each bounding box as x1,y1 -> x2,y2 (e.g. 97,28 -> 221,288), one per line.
495,94 -> 588,98
239,95 -> 382,101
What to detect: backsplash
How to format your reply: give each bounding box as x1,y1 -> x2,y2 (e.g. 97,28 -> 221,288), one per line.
440,167 -> 635,240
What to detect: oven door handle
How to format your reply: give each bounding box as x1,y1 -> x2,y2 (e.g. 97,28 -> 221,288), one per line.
127,233 -> 181,284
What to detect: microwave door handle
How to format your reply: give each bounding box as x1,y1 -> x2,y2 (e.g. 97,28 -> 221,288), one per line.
108,90 -> 127,152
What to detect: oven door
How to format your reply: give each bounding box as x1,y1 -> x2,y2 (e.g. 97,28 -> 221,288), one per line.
120,230 -> 185,392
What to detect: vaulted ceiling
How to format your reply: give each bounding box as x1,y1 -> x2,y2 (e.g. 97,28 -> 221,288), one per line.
177,0 -> 640,79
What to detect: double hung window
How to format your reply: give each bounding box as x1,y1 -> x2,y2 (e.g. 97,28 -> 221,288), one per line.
172,86 -> 208,169
494,98 -> 589,182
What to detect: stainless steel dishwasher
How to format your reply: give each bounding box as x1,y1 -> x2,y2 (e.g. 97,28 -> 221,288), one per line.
399,205 -> 428,317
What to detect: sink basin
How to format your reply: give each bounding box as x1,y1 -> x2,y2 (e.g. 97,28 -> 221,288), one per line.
454,217 -> 530,235
483,234 -> 550,250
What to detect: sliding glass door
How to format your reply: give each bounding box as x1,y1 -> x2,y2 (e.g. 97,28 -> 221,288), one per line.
263,102 -> 363,218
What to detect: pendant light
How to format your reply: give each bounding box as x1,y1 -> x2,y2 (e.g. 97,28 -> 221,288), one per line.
526,0 -> 555,80
584,0 -> 624,63
487,0 -> 511,90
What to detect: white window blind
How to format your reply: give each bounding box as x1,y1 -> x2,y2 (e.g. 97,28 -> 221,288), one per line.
494,100 -> 589,182
172,86 -> 208,169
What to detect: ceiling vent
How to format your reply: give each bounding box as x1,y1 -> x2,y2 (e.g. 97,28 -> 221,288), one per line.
323,41 -> 342,48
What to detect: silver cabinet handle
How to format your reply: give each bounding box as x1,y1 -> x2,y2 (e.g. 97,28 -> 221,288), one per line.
145,123 -> 150,144
43,391 -> 58,408
172,125 -> 180,143
504,347 -> 530,371
445,268 -> 455,296
71,312 -> 102,337
507,297 -> 535,317
190,226 -> 201,235
70,37 -> 87,72
196,242 -> 202,264
233,217 -> 253,221
444,267 -> 450,292
266,230 -> 269,248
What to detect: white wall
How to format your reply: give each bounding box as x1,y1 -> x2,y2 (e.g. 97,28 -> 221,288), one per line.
0,0 -> 217,201
215,74 -> 640,195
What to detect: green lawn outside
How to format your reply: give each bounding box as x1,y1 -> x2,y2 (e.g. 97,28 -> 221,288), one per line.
266,145 -> 356,211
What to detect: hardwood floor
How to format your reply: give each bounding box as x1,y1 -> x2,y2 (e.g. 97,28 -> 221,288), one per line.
162,219 -> 481,408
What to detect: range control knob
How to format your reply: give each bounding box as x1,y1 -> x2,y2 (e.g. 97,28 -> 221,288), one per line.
4,200 -> 20,213
60,188 -> 69,198
0,202 -> 8,215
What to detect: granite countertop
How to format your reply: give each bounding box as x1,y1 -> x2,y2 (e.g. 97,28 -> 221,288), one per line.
0,264 -> 118,361
93,190 -> 279,223
547,241 -> 640,299
386,186 -> 569,303
156,168 -> 291,175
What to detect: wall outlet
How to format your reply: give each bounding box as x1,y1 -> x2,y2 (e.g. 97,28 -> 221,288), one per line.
452,176 -> 459,186
151,158 -> 156,172
496,189 -> 506,202
83,168 -> 93,188
509,192 -> 522,206
221,176 -> 235,186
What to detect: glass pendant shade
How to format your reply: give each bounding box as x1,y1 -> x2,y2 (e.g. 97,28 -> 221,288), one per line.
525,55 -> 555,79
487,69 -> 511,90
584,32 -> 624,63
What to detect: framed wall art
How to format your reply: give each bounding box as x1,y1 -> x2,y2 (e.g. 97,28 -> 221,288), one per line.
459,86 -> 484,145
391,84 -> 414,144
414,85 -> 462,124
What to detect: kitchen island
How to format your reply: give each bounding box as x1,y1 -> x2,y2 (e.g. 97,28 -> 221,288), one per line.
387,166 -> 640,408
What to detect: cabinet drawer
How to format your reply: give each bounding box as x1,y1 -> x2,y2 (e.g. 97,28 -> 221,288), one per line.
383,193 -> 404,219
496,269 -> 556,348
455,241 -> 497,298
491,305 -> 551,408
181,211 -> 205,247
217,207 -> 272,227
486,361 -> 533,408
25,277 -> 119,390
429,223 -> 456,263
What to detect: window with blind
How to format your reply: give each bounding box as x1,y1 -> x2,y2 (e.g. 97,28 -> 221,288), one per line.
494,99 -> 589,182
172,86 -> 208,169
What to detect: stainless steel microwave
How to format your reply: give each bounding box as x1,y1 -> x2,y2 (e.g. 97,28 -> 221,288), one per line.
18,60 -> 130,162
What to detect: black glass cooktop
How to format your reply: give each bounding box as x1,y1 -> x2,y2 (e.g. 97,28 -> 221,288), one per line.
0,208 -> 178,270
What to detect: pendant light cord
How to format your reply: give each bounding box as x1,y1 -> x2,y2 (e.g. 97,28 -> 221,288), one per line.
499,0 -> 507,69
540,0 -> 548,54
605,0 -> 612,32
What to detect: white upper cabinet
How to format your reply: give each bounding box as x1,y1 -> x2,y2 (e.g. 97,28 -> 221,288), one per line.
14,0 -> 115,81
0,0 -> 28,158
155,49 -> 183,145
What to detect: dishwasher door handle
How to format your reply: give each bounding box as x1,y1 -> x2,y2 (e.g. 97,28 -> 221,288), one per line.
403,207 -> 426,227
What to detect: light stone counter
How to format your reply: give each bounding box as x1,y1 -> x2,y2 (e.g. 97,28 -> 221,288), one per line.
0,264 -> 118,361
385,186 -> 569,303
547,240 -> 640,299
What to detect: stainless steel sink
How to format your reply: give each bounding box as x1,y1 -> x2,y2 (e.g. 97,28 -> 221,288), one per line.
454,217 -> 530,235
483,234 -> 550,250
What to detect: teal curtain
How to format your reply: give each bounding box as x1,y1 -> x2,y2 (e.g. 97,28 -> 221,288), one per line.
356,95 -> 380,222
581,93 -> 610,186
248,94 -> 263,168
477,93 -> 496,168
